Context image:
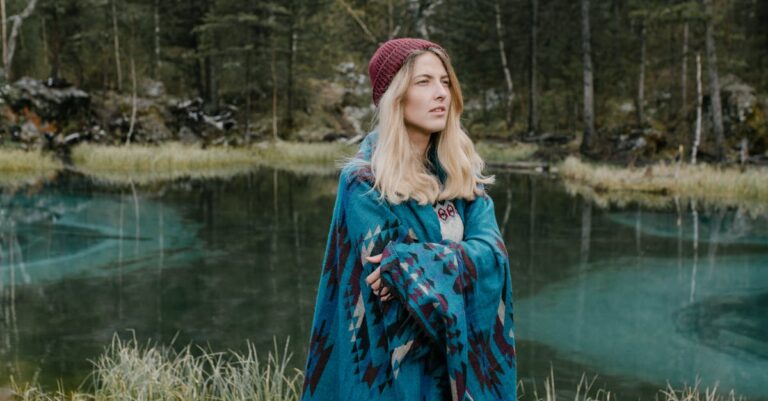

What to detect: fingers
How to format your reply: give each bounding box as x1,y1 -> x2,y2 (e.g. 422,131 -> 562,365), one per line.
365,267 -> 380,285
364,261 -> 393,302
366,253 -> 383,264
372,283 -> 393,302
380,287 -> 393,302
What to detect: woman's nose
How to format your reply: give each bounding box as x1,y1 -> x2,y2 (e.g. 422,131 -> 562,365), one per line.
434,82 -> 448,100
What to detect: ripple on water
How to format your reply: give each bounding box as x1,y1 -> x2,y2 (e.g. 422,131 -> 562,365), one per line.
0,192 -> 201,287
515,254 -> 768,397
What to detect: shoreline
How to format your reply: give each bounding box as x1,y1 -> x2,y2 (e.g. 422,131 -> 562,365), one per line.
3,143 -> 768,213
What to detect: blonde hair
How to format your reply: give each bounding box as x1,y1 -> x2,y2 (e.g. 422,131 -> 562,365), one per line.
358,48 -> 494,205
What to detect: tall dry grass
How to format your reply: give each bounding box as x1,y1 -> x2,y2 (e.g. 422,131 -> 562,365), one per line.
12,335 -> 303,401
560,156 -> 768,210
475,141 -> 538,164
0,147 -> 62,187
70,141 -> 356,184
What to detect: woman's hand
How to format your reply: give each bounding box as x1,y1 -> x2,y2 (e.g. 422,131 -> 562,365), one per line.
364,254 -> 394,302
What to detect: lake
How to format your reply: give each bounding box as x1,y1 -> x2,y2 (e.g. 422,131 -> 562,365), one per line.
1,168 -> 766,399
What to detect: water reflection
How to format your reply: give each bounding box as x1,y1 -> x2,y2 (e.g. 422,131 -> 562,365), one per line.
0,170 -> 766,400
516,191 -> 768,398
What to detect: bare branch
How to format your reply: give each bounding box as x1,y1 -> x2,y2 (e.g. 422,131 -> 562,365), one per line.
337,0 -> 377,45
6,0 -> 38,78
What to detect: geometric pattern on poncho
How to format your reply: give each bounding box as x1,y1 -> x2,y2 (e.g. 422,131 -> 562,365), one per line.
301,131 -> 516,401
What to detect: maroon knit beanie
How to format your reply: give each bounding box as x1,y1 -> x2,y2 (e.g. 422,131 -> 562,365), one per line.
368,38 -> 446,107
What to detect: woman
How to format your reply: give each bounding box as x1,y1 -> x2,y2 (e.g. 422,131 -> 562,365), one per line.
301,38 -> 516,401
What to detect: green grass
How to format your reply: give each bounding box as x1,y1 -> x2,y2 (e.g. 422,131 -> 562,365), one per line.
0,147 -> 62,187
559,156 -> 768,212
8,336 -> 745,401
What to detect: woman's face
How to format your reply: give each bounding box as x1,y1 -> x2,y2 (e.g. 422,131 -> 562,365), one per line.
403,52 -> 451,137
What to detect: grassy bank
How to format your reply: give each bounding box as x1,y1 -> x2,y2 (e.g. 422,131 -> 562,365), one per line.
0,148 -> 62,187
474,141 -> 538,165
560,156 -> 768,212
69,141 -> 357,184
8,336 -> 745,401
65,139 -> 534,184
71,142 -> 260,184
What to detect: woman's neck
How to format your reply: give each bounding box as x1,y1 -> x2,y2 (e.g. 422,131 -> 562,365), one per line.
406,129 -> 432,159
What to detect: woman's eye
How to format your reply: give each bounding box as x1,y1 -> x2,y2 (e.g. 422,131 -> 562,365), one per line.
442,81 -> 450,86
417,80 -> 428,85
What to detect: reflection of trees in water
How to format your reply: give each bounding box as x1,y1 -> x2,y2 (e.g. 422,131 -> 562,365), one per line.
1,231 -> 21,380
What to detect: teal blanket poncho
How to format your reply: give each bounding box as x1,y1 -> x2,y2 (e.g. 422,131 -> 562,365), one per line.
301,132 -> 516,401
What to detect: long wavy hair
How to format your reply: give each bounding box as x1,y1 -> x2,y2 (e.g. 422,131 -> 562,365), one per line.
356,47 -> 494,205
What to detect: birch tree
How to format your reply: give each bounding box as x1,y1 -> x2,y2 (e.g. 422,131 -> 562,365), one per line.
1,0 -> 6,78
112,0 -> 122,91
4,0 -> 39,80
494,0 -> 514,130
702,0 -> 725,161
681,21 -> 689,114
636,19 -> 646,126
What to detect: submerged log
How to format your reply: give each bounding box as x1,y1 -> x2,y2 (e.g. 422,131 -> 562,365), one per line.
487,160 -> 551,172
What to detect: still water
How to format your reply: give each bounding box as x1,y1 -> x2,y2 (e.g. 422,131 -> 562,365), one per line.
0,169 -> 766,399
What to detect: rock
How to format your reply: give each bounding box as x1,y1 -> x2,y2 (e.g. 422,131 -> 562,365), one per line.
2,76 -> 89,122
178,126 -> 198,143
141,78 -> 166,98
169,97 -> 237,139
90,90 -> 175,143
719,74 -> 768,154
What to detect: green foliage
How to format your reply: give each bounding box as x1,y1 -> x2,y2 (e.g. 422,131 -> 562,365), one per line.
4,0 -> 767,143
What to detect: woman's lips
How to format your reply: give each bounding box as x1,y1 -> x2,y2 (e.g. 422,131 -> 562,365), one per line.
429,106 -> 446,114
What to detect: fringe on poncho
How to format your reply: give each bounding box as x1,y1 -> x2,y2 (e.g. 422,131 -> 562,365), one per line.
301,132 -> 516,401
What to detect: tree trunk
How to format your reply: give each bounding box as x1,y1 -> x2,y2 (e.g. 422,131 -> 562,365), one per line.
338,0 -> 377,44
1,0 -> 7,75
41,16 -> 48,73
126,57 -> 137,144
681,22 -> 689,115
527,0 -> 539,136
691,53 -> 702,164
580,0 -> 595,154
410,0 -> 429,39
636,20 -> 646,126
153,0 -> 160,79
410,0 -> 441,40
702,0 -> 725,161
204,55 -> 218,111
112,0 -> 122,91
494,0 -> 514,131
611,0 -> 621,62
5,0 -> 39,81
245,50 -> 252,139
286,1 -> 297,133
271,45 -> 278,141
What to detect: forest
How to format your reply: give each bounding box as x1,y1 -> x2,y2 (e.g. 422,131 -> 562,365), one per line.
0,0 -> 765,164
